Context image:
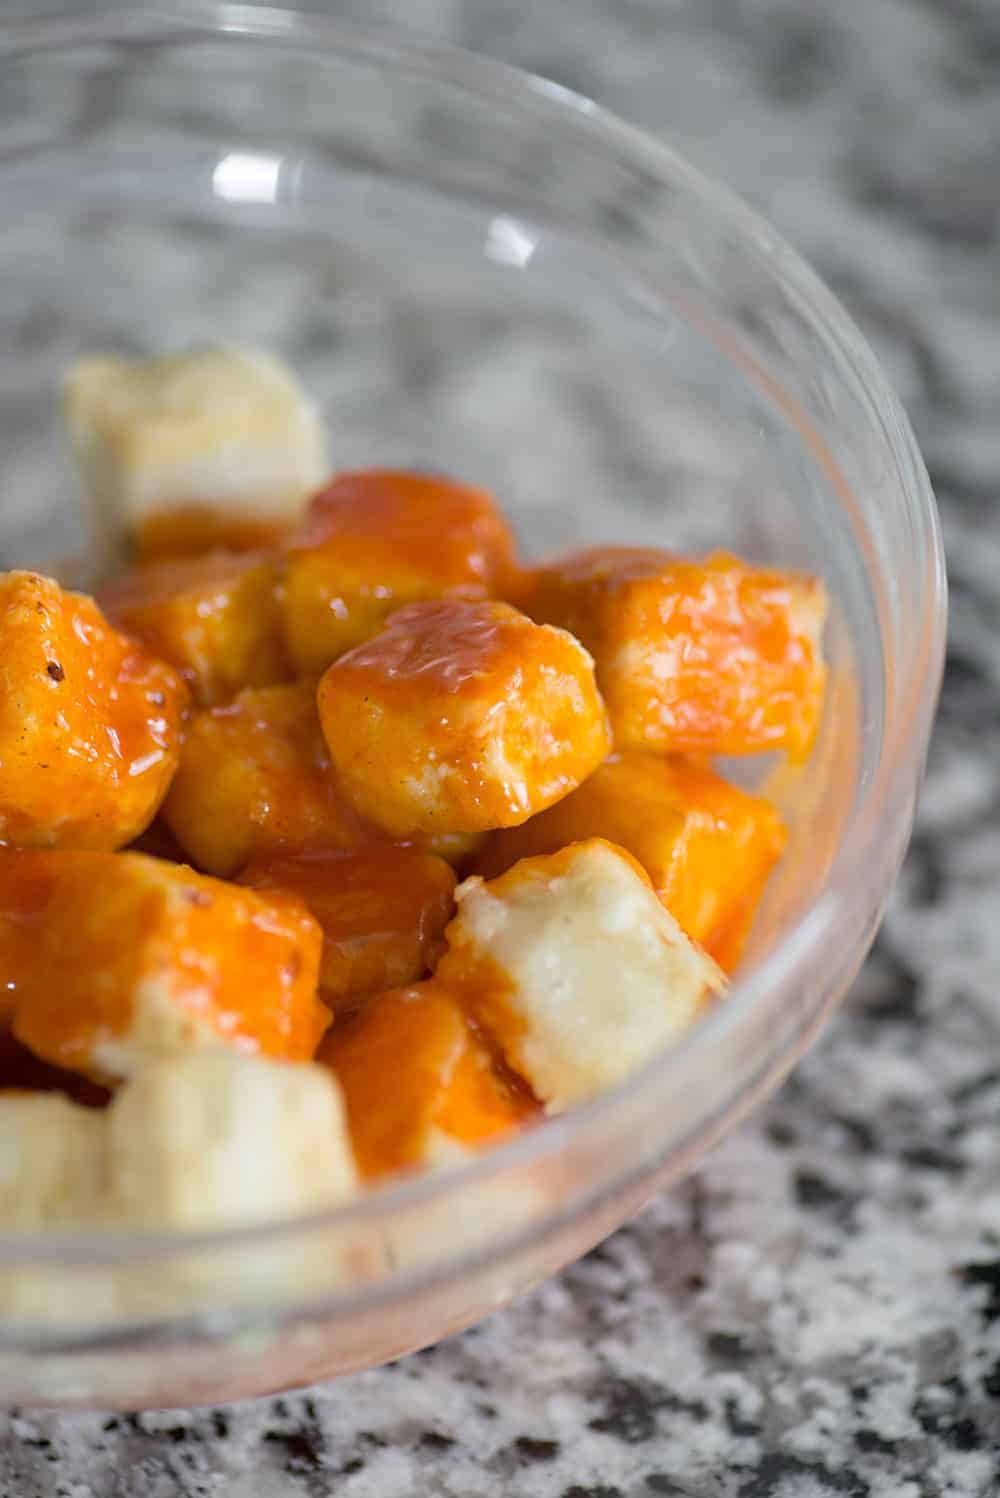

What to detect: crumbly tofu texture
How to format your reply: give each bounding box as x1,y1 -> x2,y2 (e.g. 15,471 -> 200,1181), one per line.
162,682 -> 369,877
11,851 -> 328,1082
319,980 -> 535,1181
438,839 -> 725,1111
107,1052 -> 357,1231
100,550 -> 289,707
63,345 -> 328,569
281,470 -> 517,674
317,599 -> 611,839
0,571 -> 188,850
475,753 -> 787,971
237,846 -> 456,1012
516,547 -> 827,759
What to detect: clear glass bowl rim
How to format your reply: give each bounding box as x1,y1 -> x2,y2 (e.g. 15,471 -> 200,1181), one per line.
0,3 -> 946,1289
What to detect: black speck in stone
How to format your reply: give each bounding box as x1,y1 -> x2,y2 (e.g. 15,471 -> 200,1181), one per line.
418,1431 -> 456,1453
984,1359 -> 1000,1398
724,1398 -> 761,1438
512,1437 -> 560,1463
831,1114 -> 878,1154
162,1427 -> 195,1446
737,1453 -> 870,1498
563,1487 -> 624,1498
938,646 -> 997,730
765,1118 -> 798,1148
685,1273 -> 707,1293
958,1258 -> 1000,1324
901,833 -> 948,912
854,1429 -> 898,1455
945,1417 -> 982,1451
707,1331 -> 749,1363
900,1144 -> 964,1174
588,1377 -> 706,1444
341,1458 -> 365,1475
476,1403 -> 497,1419
262,1403 -> 326,1477
952,1069 -> 1000,1105
858,944 -> 923,1019
793,1169 -> 851,1211
211,1412 -> 230,1439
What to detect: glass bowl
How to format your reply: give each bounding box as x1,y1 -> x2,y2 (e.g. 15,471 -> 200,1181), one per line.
0,6 -> 945,1410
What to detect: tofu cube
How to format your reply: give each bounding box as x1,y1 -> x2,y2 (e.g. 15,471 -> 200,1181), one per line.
237,845 -> 456,1012
319,980 -> 536,1180
100,550 -> 289,707
0,1091 -> 106,1228
12,851 -> 328,1082
281,470 -> 517,674
317,600 -> 611,839
437,839 -> 725,1111
63,345 -> 328,570
475,753 -> 787,971
162,682 -> 368,876
0,572 -> 188,850
0,1091 -> 117,1322
107,1053 -> 372,1308
516,548 -> 827,759
108,1052 -> 357,1230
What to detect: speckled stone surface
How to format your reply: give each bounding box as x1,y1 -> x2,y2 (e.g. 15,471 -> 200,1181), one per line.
2,0 -> 999,1493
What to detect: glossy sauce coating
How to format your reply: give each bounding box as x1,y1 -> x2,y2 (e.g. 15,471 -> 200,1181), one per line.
319,980 -> 537,1180
162,681 -> 370,877
282,470 -> 517,674
237,845 -> 457,1011
0,572 -> 188,850
11,851 -> 329,1082
135,505 -> 295,563
516,547 -> 827,759
475,753 -> 787,971
100,550 -> 289,707
317,599 -> 611,838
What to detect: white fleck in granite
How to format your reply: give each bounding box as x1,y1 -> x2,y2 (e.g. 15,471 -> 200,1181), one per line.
2,0 -> 999,1493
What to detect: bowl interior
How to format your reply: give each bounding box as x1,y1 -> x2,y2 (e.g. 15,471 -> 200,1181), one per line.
0,25 -> 870,952
0,13 -> 942,1407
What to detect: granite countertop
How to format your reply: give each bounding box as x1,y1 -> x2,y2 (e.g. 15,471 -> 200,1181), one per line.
3,0 -> 999,1493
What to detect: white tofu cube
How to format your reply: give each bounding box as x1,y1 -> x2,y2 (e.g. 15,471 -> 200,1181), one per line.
0,1092 -> 105,1228
438,838 -> 725,1111
63,345 -> 328,565
0,1092 -> 115,1323
106,1052 -> 373,1312
108,1052 -> 357,1232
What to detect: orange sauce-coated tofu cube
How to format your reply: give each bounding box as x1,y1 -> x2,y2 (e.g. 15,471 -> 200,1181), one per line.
237,846 -> 456,1012
476,753 -> 787,971
281,470 -> 517,674
100,551 -> 289,707
135,505 -> 295,563
0,849 -> 64,1027
319,980 -> 537,1181
0,572 -> 188,851
12,851 -> 328,1082
317,599 -> 611,839
516,548 -> 827,759
162,682 -> 369,876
